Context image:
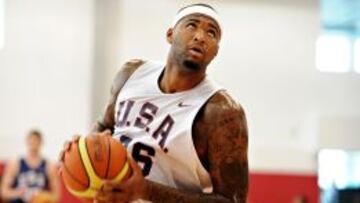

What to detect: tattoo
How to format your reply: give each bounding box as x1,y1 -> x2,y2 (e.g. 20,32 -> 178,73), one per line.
145,180 -> 232,203
205,91 -> 249,202
144,91 -> 249,203
92,59 -> 248,202
91,59 -> 145,133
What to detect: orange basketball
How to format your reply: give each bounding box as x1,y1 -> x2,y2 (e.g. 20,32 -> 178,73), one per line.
60,135 -> 131,200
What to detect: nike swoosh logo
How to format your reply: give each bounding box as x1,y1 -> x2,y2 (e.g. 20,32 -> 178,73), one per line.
178,102 -> 191,107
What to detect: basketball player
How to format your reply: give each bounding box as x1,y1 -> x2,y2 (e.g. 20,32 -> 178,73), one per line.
62,3 -> 248,203
1,130 -> 60,203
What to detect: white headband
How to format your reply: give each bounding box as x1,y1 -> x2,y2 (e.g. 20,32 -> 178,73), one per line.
171,5 -> 222,33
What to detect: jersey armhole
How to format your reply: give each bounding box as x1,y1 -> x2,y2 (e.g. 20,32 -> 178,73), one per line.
114,60 -> 149,98
188,89 -> 224,194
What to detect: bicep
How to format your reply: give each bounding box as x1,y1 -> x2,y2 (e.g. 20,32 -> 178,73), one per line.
207,105 -> 249,202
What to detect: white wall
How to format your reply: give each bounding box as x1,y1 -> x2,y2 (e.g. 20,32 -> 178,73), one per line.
217,0 -> 360,173
0,0 -> 94,160
109,0 -> 360,173
0,0 -> 4,50
319,115 -> 360,150
1,0 -> 359,173
92,0 -> 123,121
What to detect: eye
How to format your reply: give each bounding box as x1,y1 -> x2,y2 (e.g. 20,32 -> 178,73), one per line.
207,30 -> 217,38
186,22 -> 196,29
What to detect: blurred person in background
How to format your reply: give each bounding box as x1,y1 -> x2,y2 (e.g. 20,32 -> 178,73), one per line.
0,129 -> 59,203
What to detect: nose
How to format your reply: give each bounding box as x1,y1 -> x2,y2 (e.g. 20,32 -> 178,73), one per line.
193,29 -> 206,43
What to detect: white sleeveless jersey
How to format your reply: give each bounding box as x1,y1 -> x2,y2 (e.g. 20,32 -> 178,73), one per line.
113,60 -> 221,195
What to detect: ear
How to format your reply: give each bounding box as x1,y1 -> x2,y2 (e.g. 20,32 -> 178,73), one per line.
214,43 -> 219,57
166,28 -> 174,44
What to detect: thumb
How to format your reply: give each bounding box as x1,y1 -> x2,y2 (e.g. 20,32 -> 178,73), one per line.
128,157 -> 142,175
101,129 -> 112,137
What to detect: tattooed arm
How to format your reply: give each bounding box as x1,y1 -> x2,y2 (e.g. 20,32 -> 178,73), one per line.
91,59 -> 145,133
143,91 -> 249,203
95,92 -> 248,203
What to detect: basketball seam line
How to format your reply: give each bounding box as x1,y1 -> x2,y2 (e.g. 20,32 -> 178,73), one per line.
85,137 -> 103,178
63,155 -> 89,188
105,136 -> 111,179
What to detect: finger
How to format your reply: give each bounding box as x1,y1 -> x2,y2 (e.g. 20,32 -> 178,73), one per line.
59,141 -> 71,162
58,164 -> 63,176
96,130 -> 111,138
103,129 -> 112,136
63,141 -> 70,151
103,180 -> 126,191
101,180 -> 115,192
98,191 -> 127,203
94,191 -> 110,202
95,190 -> 126,203
72,134 -> 81,142
58,150 -> 65,162
128,156 -> 142,175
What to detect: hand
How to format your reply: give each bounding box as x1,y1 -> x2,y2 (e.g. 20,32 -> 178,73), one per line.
15,186 -> 26,199
58,134 -> 81,164
58,130 -> 112,167
94,157 -> 147,203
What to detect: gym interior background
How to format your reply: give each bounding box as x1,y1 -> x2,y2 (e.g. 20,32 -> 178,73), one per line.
0,0 -> 359,202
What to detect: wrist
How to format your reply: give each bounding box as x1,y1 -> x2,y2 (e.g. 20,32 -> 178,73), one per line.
139,179 -> 151,200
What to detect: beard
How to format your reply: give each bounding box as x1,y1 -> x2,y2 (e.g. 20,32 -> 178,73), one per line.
183,60 -> 201,71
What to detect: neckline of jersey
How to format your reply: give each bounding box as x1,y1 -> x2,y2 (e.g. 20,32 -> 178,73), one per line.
154,66 -> 208,97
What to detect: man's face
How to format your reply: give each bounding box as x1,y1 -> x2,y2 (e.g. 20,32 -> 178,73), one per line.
167,14 -> 221,71
27,134 -> 42,154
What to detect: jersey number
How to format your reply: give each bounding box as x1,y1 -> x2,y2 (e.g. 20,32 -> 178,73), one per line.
131,142 -> 155,176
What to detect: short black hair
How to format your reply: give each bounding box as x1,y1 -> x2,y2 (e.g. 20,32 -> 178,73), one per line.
177,3 -> 218,14
27,129 -> 43,141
